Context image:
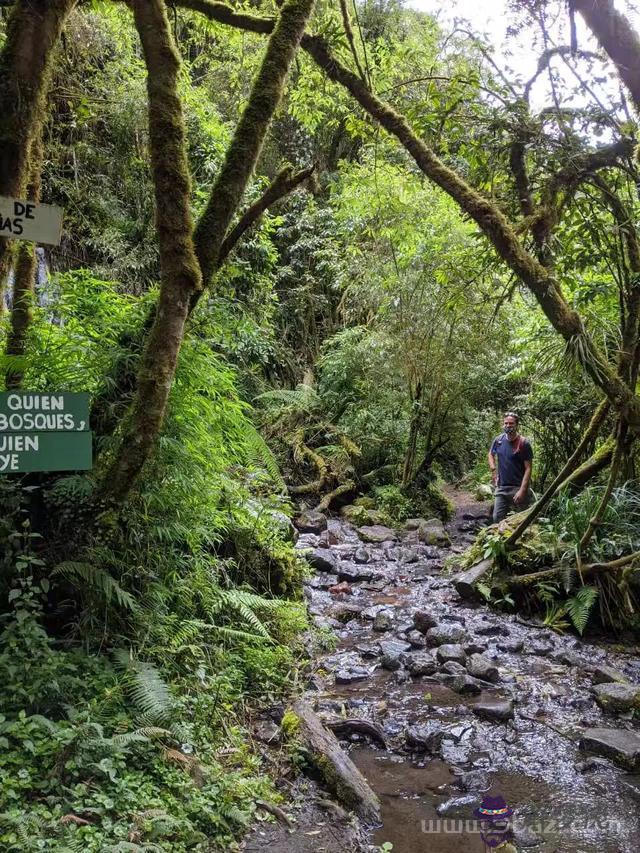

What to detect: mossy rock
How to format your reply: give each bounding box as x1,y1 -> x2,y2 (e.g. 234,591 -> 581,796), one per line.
354,496 -> 376,509
340,504 -> 387,526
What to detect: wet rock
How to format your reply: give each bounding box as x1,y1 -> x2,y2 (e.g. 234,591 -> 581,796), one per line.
440,661 -> 466,675
362,605 -> 387,620
329,581 -> 352,596
295,509 -> 327,533
413,610 -> 438,633
395,668 -> 411,684
568,696 -> 593,710
341,504 -> 387,526
354,547 -> 371,564
406,630 -> 427,648
550,649 -> 583,668
593,664 -> 629,685
317,528 -> 343,547
357,524 -> 397,543
574,756 -> 611,773
467,653 -> 500,684
426,623 -> 468,647
306,573 -> 338,589
337,564 -> 375,583
405,723 -> 447,752
530,640 -> 555,656
475,622 -> 504,636
400,548 -> 419,564
404,518 -> 426,530
329,603 -> 362,623
454,770 -> 490,793
378,639 -> 411,657
513,824 -> 544,848
465,642 -> 487,655
579,727 -> 640,770
497,638 -> 524,653
418,518 -> 451,546
335,668 -> 370,684
406,653 -> 437,676
306,548 -> 339,573
436,795 -> 478,816
437,644 -> 467,665
356,643 -> 379,659
313,616 -> 340,631
254,719 -> 281,744
380,653 -> 402,671
373,611 -> 393,632
438,673 -> 483,695
471,700 -> 514,722
592,682 -> 640,712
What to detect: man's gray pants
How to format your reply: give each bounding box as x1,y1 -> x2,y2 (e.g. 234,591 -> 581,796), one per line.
493,487 -> 532,523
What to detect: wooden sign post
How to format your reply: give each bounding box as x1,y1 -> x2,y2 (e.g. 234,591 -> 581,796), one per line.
0,196 -> 63,245
0,392 -> 92,472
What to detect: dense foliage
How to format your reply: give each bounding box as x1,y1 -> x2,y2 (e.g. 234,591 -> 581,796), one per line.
2,0 -> 640,848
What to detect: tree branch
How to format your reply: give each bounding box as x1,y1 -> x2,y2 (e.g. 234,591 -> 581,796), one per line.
217,163 -> 315,266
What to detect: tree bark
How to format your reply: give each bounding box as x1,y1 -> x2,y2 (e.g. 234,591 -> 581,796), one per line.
101,0 -> 316,502
100,0 -> 201,502
0,0 -> 74,309
176,0 -> 640,433
573,0 -> 640,114
5,132 -> 43,389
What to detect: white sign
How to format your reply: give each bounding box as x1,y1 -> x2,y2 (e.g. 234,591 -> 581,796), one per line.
0,196 -> 63,246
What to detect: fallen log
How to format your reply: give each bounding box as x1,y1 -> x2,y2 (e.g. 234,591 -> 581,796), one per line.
325,716 -> 387,748
288,700 -> 381,823
454,557 -> 494,599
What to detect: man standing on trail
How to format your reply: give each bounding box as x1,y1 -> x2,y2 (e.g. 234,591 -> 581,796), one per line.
488,412 -> 533,523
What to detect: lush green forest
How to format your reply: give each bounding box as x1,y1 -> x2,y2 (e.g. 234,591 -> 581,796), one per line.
1,0 -> 640,850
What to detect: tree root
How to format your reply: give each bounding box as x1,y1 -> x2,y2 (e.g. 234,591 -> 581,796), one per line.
314,480 -> 355,512
324,716 -> 387,748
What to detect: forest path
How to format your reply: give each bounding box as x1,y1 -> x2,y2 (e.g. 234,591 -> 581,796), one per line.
242,488 -> 640,852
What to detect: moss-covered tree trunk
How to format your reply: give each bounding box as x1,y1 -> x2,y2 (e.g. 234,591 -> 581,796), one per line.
4,133 -> 43,389
101,0 -> 316,502
0,0 -> 74,309
573,0 -> 640,114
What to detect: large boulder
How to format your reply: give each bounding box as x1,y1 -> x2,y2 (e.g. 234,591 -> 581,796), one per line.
357,524 -> 398,543
306,548 -> 339,574
413,610 -> 438,634
406,653 -> 437,676
579,728 -> 640,770
426,623 -> 468,647
467,653 -> 500,684
592,665 -> 629,685
593,682 -> 640,712
471,700 -> 514,722
418,518 -> 451,546
405,723 -> 447,753
436,644 -> 467,665
341,504 -> 387,526
295,509 -> 327,534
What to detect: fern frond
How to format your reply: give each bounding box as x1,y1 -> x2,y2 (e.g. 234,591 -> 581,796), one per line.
243,422 -> 285,489
53,561 -> 138,613
113,650 -> 173,723
566,585 -> 599,635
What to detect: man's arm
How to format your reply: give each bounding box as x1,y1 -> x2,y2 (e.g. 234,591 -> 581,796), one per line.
514,459 -> 532,503
488,446 -> 497,486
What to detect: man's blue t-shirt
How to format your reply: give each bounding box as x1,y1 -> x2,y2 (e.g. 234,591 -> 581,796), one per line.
490,434 -> 533,488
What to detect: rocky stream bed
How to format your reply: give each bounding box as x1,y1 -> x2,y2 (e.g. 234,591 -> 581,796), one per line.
241,488 -> 640,853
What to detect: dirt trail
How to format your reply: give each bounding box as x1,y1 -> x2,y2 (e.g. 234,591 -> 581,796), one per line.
242,488 -> 640,853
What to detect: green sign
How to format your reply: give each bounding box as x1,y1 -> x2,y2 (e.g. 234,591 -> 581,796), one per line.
0,392 -> 92,473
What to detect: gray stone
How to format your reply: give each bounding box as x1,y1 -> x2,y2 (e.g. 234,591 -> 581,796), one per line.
530,641 -> 555,657
378,639 -> 411,657
475,622 -> 504,636
497,638 -> 524,653
404,518 -> 427,530
438,673 -> 483,695
413,610 -> 438,633
295,509 -> 327,534
400,548 -> 419,564
437,644 -> 467,665
306,573 -> 337,589
467,653 -> 500,684
455,770 -> 490,793
440,660 -> 466,675
406,653 -> 437,676
426,623 -> 467,647
306,548 -> 338,574
551,649 -> 584,668
335,668 -> 370,684
593,682 -> 640,712
354,547 -> 371,564
405,723 -> 447,752
471,700 -> 514,722
464,642 -> 488,655
593,664 -> 629,685
337,564 -> 375,582
436,795 -> 478,816
579,727 -> 640,770
574,756 -> 611,773
357,524 -> 397,543
356,643 -> 379,659
513,824 -> 544,848
418,518 -> 451,546
380,654 -> 402,671
406,630 -> 426,648
328,603 -> 362,623
373,611 -> 393,632
254,719 -> 281,744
